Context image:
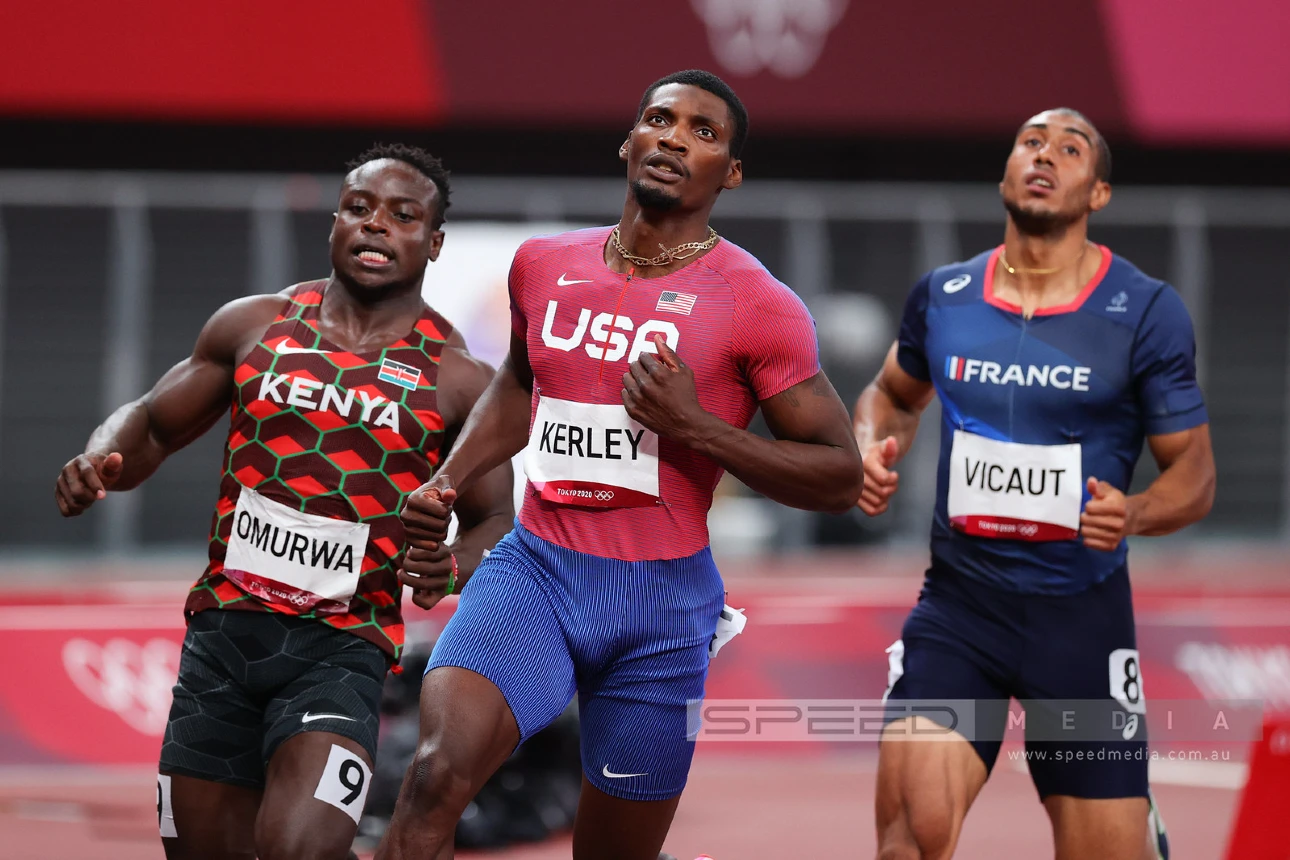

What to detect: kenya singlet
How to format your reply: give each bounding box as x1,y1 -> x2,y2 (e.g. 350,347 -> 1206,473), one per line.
184,281 -> 452,660
510,226 -> 821,561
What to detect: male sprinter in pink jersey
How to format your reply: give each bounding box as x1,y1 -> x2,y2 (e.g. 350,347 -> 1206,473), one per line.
375,70 -> 866,860
55,145 -> 515,860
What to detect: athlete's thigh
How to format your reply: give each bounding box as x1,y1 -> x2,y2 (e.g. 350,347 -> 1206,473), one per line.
250,621 -> 387,856
1043,794 -> 1150,860
573,549 -> 722,807
160,774 -> 261,860
877,641 -> 1004,860
877,575 -> 1018,859
876,717 -> 989,860
572,776 -> 682,860
882,569 -> 1021,777
1019,566 -> 1148,803
159,611 -> 269,856
425,532 -> 578,745
256,731 -> 372,860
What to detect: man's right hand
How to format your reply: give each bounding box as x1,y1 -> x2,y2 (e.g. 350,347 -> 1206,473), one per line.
401,474 -> 458,549
55,452 -> 125,517
857,436 -> 901,516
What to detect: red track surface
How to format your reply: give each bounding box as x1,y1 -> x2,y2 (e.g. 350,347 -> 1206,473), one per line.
1,549 -> 1281,858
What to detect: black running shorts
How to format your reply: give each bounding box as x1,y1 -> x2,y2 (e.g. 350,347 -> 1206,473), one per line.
159,609 -> 385,788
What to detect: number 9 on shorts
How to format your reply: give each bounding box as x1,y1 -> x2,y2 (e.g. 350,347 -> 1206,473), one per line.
313,744 -> 373,824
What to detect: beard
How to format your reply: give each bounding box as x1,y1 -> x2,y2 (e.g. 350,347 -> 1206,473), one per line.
631,179 -> 682,212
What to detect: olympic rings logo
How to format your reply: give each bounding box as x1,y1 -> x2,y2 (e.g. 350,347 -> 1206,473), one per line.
1018,524 -> 1039,537
594,490 -> 615,501
62,637 -> 181,736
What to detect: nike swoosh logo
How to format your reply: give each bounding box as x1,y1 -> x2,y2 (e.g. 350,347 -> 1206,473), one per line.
557,273 -> 593,286
301,712 -> 357,723
275,342 -> 333,355
602,764 -> 648,779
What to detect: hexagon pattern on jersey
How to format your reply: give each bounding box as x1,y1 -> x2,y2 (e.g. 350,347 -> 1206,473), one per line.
186,282 -> 453,661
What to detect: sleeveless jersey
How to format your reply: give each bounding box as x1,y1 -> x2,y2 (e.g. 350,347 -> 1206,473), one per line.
509,226 -> 821,561
897,246 -> 1208,595
184,281 -> 452,660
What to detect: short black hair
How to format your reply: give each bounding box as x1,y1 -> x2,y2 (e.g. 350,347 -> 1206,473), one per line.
346,143 -> 451,227
637,70 -> 748,158
1028,108 -> 1113,183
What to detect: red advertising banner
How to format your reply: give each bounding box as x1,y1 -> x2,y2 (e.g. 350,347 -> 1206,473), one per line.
4,0 -> 1287,143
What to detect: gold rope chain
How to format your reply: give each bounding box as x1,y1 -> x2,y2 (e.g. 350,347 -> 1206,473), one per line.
609,226 -> 719,267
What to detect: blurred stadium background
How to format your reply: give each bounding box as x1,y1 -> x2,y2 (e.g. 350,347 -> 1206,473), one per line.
2,1 -> 1288,857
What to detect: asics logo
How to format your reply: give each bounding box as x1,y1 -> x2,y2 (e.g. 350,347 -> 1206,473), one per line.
943,275 -> 971,294
557,273 -> 594,286
301,712 -> 357,724
602,764 -> 648,779
275,342 -> 333,355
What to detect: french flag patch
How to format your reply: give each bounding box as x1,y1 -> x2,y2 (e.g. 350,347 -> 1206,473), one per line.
655,291 -> 698,315
945,355 -> 966,381
378,357 -> 422,391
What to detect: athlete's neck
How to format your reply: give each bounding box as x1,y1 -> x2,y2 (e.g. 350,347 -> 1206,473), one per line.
606,201 -> 719,279
319,275 -> 426,352
996,220 -> 1099,318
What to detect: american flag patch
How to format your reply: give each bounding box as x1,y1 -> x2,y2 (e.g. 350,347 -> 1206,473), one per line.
655,291 -> 697,315
378,357 -> 422,391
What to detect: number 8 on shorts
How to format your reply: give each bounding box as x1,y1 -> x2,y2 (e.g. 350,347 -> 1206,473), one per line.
1109,648 -> 1145,715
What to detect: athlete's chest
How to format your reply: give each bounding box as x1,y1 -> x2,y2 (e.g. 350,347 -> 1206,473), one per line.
925,303 -> 1133,421
235,318 -> 446,445
525,274 -> 734,390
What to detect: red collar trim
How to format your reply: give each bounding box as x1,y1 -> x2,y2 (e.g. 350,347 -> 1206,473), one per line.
983,244 -> 1112,316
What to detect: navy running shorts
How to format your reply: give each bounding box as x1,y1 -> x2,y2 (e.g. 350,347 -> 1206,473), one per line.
883,561 -> 1149,800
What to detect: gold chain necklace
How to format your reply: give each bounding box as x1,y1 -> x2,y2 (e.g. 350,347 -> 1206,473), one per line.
609,226 -> 719,268
1000,243 -> 1089,275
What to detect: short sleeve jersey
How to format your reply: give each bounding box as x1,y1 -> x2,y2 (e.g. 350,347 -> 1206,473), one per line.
509,227 -> 821,561
897,245 -> 1207,594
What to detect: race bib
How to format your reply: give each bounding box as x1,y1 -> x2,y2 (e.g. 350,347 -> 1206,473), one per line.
223,487 -> 369,614
524,396 -> 660,508
947,430 -> 1082,541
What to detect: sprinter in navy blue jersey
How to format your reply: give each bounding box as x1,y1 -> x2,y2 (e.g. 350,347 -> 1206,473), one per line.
854,109 -> 1215,860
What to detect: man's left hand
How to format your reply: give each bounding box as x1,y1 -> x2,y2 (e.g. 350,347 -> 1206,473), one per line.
1081,476 -> 1129,552
622,335 -> 710,440
398,545 -> 460,611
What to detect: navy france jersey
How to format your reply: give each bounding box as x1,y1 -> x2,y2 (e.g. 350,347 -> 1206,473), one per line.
897,245 -> 1207,595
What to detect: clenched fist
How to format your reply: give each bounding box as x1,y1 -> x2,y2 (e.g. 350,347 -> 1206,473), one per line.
56,452 -> 124,517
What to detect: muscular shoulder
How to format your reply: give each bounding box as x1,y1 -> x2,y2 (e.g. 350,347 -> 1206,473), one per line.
197,291 -> 290,364
709,241 -> 812,321
513,228 -> 612,276
1096,254 -> 1185,332
436,332 -> 496,428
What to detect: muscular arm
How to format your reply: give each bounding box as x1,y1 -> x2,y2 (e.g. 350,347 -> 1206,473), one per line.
434,330 -> 533,495
1126,424 -> 1215,536
434,338 -> 515,578
689,371 -> 865,513
623,335 -> 864,514
852,342 -> 936,462
56,294 -> 282,514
